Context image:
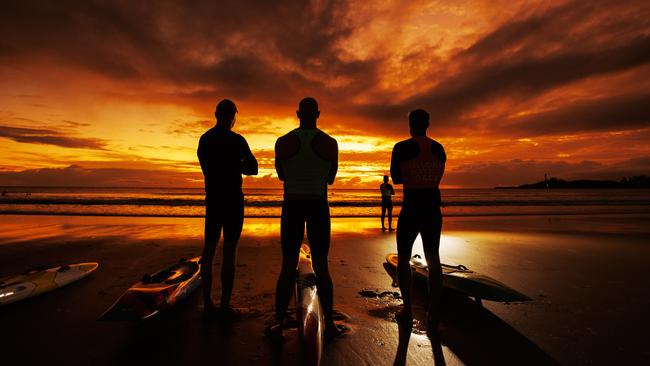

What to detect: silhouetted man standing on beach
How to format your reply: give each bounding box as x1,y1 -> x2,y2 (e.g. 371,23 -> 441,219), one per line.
380,175 -> 395,231
269,97 -> 340,339
390,109 -> 446,332
198,99 -> 258,318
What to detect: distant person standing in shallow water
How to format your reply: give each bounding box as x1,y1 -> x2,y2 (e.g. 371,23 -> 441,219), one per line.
197,99 -> 258,318
268,97 -> 341,340
380,175 -> 395,231
390,109 -> 446,333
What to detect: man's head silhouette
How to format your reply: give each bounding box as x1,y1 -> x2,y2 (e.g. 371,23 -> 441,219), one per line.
297,97 -> 320,127
383,175 -> 389,183
408,109 -> 430,136
215,99 -> 238,129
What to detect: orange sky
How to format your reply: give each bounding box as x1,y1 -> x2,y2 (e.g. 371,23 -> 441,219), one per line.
0,0 -> 649,188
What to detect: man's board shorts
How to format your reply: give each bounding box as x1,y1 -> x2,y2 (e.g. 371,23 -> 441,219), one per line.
381,196 -> 393,209
281,198 -> 330,256
205,192 -> 244,242
398,189 -> 442,234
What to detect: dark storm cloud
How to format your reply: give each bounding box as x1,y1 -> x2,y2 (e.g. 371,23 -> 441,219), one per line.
502,92 -> 650,135
1,0 -> 648,137
0,125 -> 106,149
0,0 -> 380,104
356,0 -> 650,135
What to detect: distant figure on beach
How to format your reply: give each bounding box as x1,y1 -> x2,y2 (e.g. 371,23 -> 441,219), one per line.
390,108 -> 446,333
268,97 -> 341,339
380,175 -> 395,231
197,99 -> 258,318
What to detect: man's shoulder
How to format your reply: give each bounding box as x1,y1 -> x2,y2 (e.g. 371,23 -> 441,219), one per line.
276,131 -> 300,147
200,128 -> 248,147
429,138 -> 444,149
394,137 -> 413,146
393,138 -> 415,152
275,131 -> 300,158
429,138 -> 446,162
315,129 -> 336,142
313,129 -> 337,150
276,130 -> 296,141
199,127 -> 215,140
230,130 -> 248,143
198,129 -> 216,150
200,127 -> 224,140
313,129 -> 337,160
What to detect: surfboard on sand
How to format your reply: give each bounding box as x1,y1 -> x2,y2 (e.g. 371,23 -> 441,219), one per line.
0,263 -> 98,306
296,244 -> 325,366
383,253 -> 531,303
98,257 -> 201,321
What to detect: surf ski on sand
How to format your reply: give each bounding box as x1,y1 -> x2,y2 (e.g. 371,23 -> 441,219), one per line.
99,257 -> 201,321
383,253 -> 531,304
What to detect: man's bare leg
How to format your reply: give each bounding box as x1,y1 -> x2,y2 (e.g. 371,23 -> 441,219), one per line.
273,244 -> 301,324
273,205 -> 303,326
312,255 -> 334,327
201,239 -> 219,312
219,240 -> 237,310
306,200 -> 345,341
421,214 -> 443,331
423,249 -> 442,327
396,224 -> 418,323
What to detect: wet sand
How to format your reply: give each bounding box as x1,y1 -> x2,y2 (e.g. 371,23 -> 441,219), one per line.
1,214 -> 649,365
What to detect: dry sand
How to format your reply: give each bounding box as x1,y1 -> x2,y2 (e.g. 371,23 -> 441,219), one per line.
1,214 -> 649,365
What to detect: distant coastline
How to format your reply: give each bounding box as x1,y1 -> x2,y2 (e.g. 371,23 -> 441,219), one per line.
495,175 -> 650,189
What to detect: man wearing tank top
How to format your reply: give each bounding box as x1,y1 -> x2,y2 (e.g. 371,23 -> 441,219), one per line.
267,97 -> 341,340
390,109 -> 446,334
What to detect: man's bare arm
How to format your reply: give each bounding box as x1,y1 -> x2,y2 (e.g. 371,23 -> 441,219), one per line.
390,144 -> 402,184
197,137 -> 207,176
274,138 -> 285,181
241,139 -> 258,176
327,138 -> 338,185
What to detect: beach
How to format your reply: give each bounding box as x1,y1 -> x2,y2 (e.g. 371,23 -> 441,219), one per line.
1,213 -> 649,365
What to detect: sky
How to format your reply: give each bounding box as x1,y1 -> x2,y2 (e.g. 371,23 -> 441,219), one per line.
0,0 -> 649,188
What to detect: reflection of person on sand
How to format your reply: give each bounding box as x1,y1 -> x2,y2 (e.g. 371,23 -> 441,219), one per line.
197,99 -> 258,318
268,97 -> 341,339
394,311 -> 446,366
380,175 -> 395,231
390,109 -> 446,332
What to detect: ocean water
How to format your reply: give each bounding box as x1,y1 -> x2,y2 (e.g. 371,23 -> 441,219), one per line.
0,187 -> 649,217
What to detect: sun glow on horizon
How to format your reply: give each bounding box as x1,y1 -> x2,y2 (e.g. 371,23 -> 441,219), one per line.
0,0 -> 648,188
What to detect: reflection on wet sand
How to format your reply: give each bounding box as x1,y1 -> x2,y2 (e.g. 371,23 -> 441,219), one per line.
2,214 -> 647,364
395,316 -> 446,366
0,216 -> 392,244
372,282 -> 559,366
393,314 -> 411,366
